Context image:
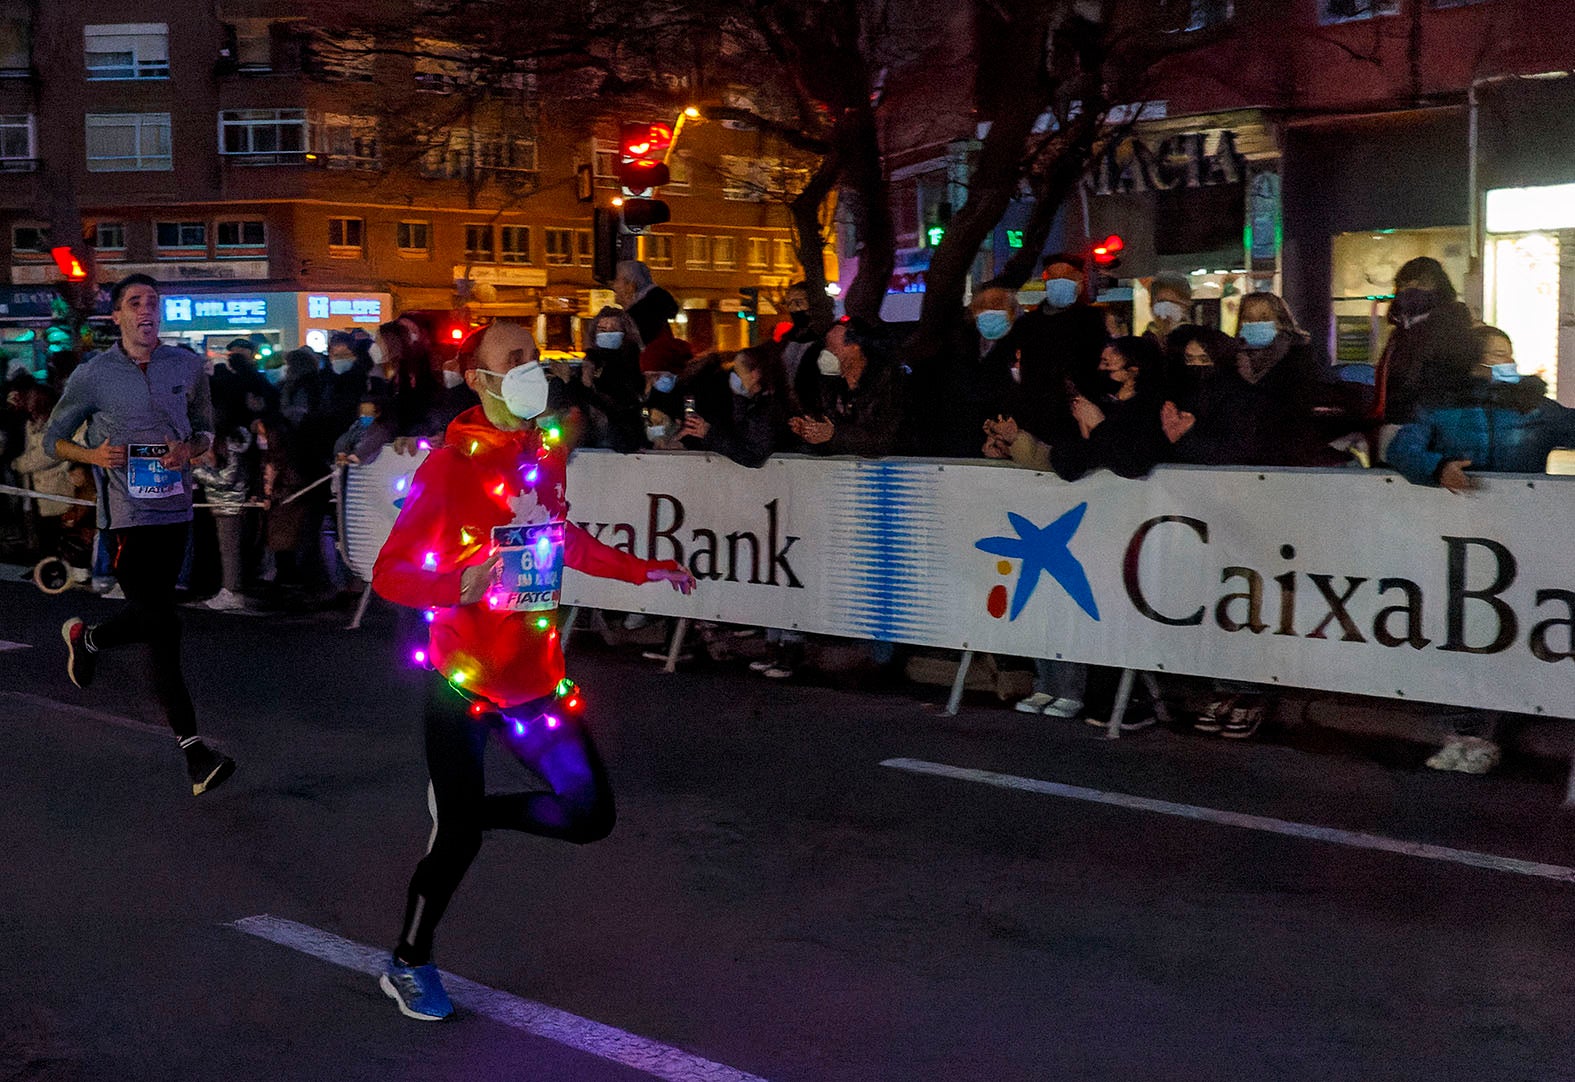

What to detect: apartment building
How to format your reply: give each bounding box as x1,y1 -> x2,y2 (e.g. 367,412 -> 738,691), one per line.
0,0 -> 801,360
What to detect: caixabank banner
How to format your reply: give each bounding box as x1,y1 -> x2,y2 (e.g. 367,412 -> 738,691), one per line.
343,450 -> 1575,718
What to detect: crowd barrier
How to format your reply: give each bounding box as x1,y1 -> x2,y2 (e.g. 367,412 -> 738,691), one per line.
341,449 -> 1575,720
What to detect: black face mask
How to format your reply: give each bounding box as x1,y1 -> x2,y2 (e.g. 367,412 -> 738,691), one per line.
790,310 -> 810,332
1093,374 -> 1124,398
1390,287 -> 1439,325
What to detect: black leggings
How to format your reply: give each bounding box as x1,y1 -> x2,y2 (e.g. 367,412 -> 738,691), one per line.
91,523 -> 197,739
394,672 -> 615,965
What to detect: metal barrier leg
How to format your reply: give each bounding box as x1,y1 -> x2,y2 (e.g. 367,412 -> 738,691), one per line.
346,582 -> 374,631
663,618 -> 689,674
560,606 -> 580,653
1140,671 -> 1170,724
1564,751 -> 1575,810
945,650 -> 974,716
1105,668 -> 1137,740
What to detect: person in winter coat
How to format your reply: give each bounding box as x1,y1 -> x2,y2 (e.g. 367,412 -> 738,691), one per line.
679,346 -> 792,467
1050,336 -> 1168,481
1385,325 -> 1575,775
191,426 -> 257,611
369,321 -> 694,1021
1373,256 -> 1478,428
333,396 -> 399,465
556,307 -> 645,452
789,317 -> 903,457
1387,325 -> 1575,492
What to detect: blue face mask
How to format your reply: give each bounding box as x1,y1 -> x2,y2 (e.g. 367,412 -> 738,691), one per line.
975,310 -> 1011,341
595,331 -> 624,350
729,370 -> 748,397
330,357 -> 355,375
1240,321 -> 1278,349
1045,277 -> 1080,309
263,366 -> 284,385
1487,362 -> 1521,383
356,414 -> 375,427
653,372 -> 677,394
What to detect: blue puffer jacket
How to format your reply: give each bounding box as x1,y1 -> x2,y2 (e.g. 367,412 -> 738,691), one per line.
1386,377 -> 1575,484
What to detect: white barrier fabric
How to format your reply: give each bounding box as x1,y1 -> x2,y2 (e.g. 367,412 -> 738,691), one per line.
343,450 -> 1575,718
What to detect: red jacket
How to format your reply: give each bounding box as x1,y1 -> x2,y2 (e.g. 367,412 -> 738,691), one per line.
373,406 -> 671,707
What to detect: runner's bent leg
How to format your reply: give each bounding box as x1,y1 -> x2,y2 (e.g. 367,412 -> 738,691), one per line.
89,523 -> 197,739
483,703 -> 615,844
394,673 -> 489,966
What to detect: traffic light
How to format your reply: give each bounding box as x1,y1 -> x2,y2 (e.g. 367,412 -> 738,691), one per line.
592,206 -> 621,284
738,286 -> 759,345
1091,234 -> 1124,266
51,246 -> 87,282
617,121 -> 672,234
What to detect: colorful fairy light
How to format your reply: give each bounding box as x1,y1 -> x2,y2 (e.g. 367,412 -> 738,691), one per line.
460,528 -> 475,545
535,616 -> 550,630
469,440 -> 479,454
423,551 -> 438,571
395,476 -> 408,492
544,714 -> 560,730
418,440 -> 431,451
470,702 -> 486,717
555,678 -> 573,696
424,610 -> 437,623
525,467 -> 539,484
566,696 -> 580,710
514,720 -> 525,735
411,649 -> 426,665
493,482 -> 506,497
451,671 -> 467,685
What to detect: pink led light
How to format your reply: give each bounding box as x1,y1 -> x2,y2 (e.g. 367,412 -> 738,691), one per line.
412,649 -> 426,665
545,714 -> 560,729
418,440 -> 431,451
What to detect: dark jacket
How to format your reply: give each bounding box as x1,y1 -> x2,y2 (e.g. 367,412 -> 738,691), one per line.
1386,377 -> 1575,484
1168,335 -> 1342,467
1375,299 -> 1477,424
697,389 -> 790,468
1052,391 -> 1166,481
627,286 -> 680,348
574,345 -> 645,452
997,302 -> 1109,401
811,362 -> 903,457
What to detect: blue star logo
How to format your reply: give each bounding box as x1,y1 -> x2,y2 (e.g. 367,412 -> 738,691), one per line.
974,503 -> 1100,621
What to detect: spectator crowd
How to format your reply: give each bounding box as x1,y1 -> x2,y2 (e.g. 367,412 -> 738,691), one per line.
3,255 -> 1571,775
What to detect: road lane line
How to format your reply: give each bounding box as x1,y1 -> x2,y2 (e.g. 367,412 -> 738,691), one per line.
881,757 -> 1575,885
0,639 -> 31,651
230,914 -> 772,1082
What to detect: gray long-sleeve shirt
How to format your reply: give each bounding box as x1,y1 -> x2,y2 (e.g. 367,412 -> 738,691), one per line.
45,343 -> 214,529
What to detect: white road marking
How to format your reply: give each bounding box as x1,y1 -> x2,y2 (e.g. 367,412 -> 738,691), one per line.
231,914 -> 772,1082
881,757 -> 1575,885
0,639 -> 31,651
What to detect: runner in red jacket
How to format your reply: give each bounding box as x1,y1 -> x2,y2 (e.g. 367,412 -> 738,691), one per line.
371,321 -> 693,1021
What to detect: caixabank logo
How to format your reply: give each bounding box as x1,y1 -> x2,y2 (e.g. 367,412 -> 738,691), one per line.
974,502 -> 1100,623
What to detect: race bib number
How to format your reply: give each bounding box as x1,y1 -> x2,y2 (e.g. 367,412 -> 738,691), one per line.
127,444 -> 184,499
490,520 -> 566,612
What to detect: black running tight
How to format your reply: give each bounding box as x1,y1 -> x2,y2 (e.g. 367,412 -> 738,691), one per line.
394,672 -> 614,966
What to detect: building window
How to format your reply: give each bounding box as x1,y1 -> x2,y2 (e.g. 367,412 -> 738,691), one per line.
84,24 -> 169,80
464,224 -> 495,263
422,129 -> 537,180
222,20 -> 274,73
313,114 -> 379,170
94,222 -> 126,253
0,7 -> 30,77
1318,0 -> 1398,22
156,221 -> 207,252
642,233 -> 674,271
11,224 -> 45,255
745,237 -> 769,271
328,217 -> 364,257
397,221 -> 430,256
413,37 -> 469,92
712,235 -> 736,270
500,225 -> 532,264
544,228 -> 573,266
308,29 -> 374,80
665,151 -> 691,191
0,113 -> 32,170
86,113 -> 171,172
720,155 -> 789,202
575,229 -> 593,267
216,220 -> 265,250
592,140 -> 619,188
773,238 -> 796,272
685,234 -> 710,270
220,109 -> 308,164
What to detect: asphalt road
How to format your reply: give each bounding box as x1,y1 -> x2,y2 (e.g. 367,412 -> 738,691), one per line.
2,581 -> 1573,1081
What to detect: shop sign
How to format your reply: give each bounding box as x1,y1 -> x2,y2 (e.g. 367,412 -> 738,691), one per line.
455,265 -> 549,288
307,295 -> 384,323
1088,130 -> 1244,196
162,295 -> 270,326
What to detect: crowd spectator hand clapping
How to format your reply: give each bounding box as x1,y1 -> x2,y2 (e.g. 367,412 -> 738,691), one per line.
981,415 -> 1019,458
788,415 -> 834,445
1070,393 -> 1105,438
679,412 -> 710,440
1160,400 -> 1195,443
1439,459 -> 1477,495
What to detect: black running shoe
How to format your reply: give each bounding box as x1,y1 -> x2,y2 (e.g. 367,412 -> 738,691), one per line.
185,741 -> 237,796
61,618 -> 95,689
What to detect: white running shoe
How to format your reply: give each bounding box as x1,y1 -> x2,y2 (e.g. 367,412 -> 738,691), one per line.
1041,697 -> 1084,719
1426,736 -> 1500,775
204,589 -> 246,611
1014,692 -> 1056,714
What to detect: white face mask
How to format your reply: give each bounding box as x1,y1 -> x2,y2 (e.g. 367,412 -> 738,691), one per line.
368,340 -> 387,368
1152,300 -> 1186,325
441,369 -> 464,389
483,362 -> 550,420
816,349 -> 841,377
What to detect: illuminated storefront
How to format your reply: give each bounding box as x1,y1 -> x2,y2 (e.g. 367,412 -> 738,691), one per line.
159,290 -> 390,361
1482,184 -> 1570,402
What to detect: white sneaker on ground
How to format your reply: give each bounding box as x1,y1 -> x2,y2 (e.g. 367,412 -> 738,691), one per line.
104,584 -> 125,600
1014,692 -> 1056,714
1426,736 -> 1500,775
1042,697 -> 1084,719
748,659 -> 776,673
204,589 -> 246,611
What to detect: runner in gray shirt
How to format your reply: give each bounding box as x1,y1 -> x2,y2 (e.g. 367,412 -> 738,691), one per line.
46,273 -> 236,795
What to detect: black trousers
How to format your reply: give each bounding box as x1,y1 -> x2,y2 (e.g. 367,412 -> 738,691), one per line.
91,522 -> 197,739
395,671 -> 615,965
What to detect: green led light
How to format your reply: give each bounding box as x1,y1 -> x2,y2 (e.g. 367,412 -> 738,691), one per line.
536,617 -> 550,630
1005,230 -> 1024,249
451,671 -> 467,685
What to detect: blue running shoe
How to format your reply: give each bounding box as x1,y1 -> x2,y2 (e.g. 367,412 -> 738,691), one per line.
380,959 -> 453,1021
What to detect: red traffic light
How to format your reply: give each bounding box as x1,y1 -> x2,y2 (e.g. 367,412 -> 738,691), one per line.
619,121 -> 673,165
1091,234 -> 1125,265
51,246 -> 87,281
